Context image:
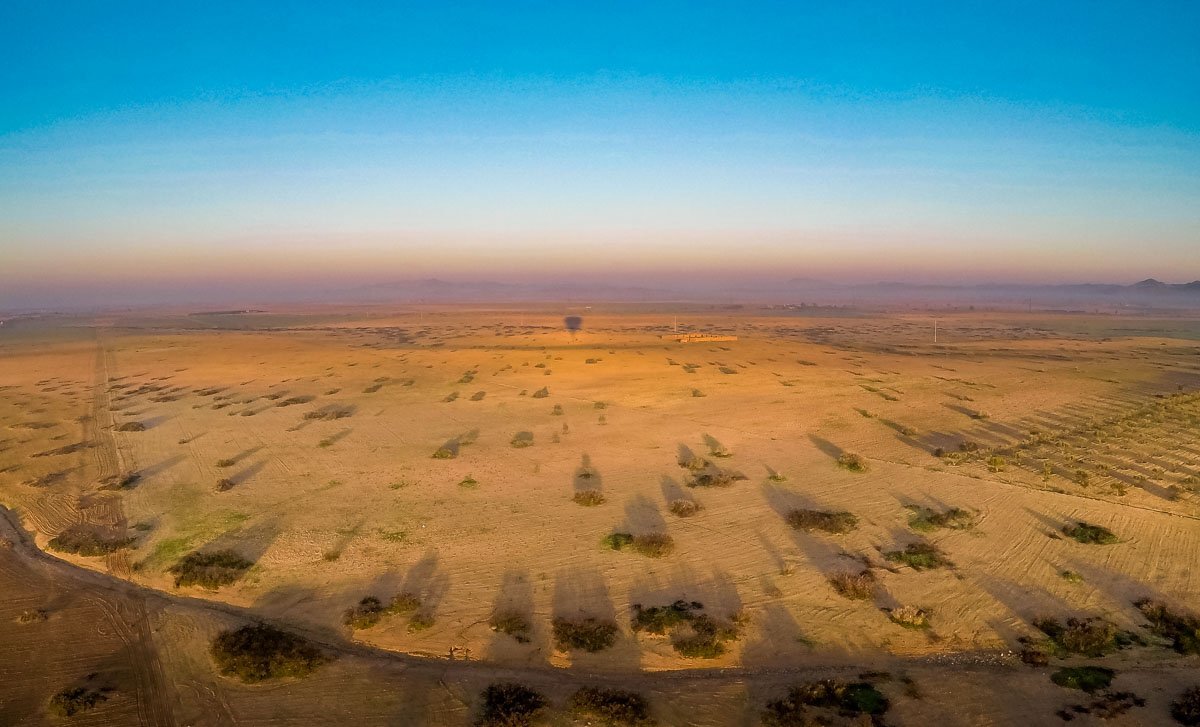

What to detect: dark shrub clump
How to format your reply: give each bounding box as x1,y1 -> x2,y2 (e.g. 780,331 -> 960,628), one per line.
210,624 -> 328,682
836,452 -> 868,472
907,506 -> 976,532
569,686 -> 654,726
785,508 -> 858,535
169,550 -> 253,589
552,616 -> 619,652
1050,666 -> 1114,693
47,525 -> 133,556
883,541 -> 953,570
489,612 -> 532,643
1062,522 -> 1118,544
477,682 -> 547,727
48,686 -> 109,717
1172,686 -> 1200,726
1135,599 -> 1200,655
762,680 -> 889,726
1031,616 -> 1135,657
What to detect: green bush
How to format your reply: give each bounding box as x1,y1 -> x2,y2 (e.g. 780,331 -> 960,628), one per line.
631,600 -> 703,634
785,509 -> 858,535
761,680 -> 889,725
1032,616 -> 1134,657
1050,666 -> 1114,693
573,489 -> 605,506
569,686 -> 653,726
883,541 -> 952,570
907,506 -> 976,532
552,617 -> 618,652
630,601 -> 740,658
1063,522 -> 1118,544
168,550 -> 253,589
343,596 -> 386,629
210,624 -> 328,682
489,612 -> 531,643
602,532 -> 635,550
477,682 -> 547,727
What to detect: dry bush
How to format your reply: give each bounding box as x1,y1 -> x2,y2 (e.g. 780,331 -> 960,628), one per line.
48,686 -> 108,717
532,387 -> 550,399
510,431 -> 534,448
489,612 -> 532,643
477,682 -> 547,727
669,499 -> 702,517
1172,686 -> 1200,726
630,600 -> 741,658
47,525 -> 133,556
828,570 -> 875,600
115,421 -> 146,432
883,541 -> 952,570
1135,599 -> 1200,655
389,592 -> 422,614
573,489 -> 605,506
632,534 -> 675,558
17,608 -> 47,624
343,596 -> 386,630
1031,616 -> 1136,657
836,452 -> 867,472
886,605 -> 931,629
907,506 -> 976,532
552,616 -> 619,652
785,509 -> 858,535
216,458 -> 236,467
761,680 -> 889,726
214,478 -> 235,492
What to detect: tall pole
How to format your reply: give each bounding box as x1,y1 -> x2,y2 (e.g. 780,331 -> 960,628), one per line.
933,318 -> 938,344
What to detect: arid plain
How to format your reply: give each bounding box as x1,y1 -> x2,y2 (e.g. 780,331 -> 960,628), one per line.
2,305 -> 1199,726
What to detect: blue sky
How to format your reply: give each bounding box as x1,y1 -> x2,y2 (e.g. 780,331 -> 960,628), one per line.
2,1 -> 1198,301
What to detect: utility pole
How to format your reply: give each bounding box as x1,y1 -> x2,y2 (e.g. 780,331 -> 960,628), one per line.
673,315 -> 678,334
933,318 -> 938,344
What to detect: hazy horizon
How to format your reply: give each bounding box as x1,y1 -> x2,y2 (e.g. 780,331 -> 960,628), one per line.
3,1 -> 1199,308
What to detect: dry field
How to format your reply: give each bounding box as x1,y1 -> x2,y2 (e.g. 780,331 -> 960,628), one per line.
1,305 -> 1199,725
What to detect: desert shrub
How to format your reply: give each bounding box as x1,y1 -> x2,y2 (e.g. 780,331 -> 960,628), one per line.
631,601 -> 704,634
551,404 -> 564,415
510,431 -> 534,448
97,471 -> 141,490
569,686 -> 653,726
886,605 -> 931,629
602,532 -> 635,550
214,478 -> 235,492
443,391 -> 460,403
761,680 -> 889,726
532,387 -> 549,399
632,534 -> 675,558
718,366 -> 737,374
907,506 -> 976,532
1031,616 -> 1135,657
691,389 -> 706,397
686,466 -> 746,488
47,525 -> 133,556
1173,686 -> 1200,725
275,395 -> 314,407
883,541 -> 952,570
17,608 -> 47,624
1061,570 -> 1084,583
1062,522 -> 1118,544
987,455 -> 1007,472
216,458 -> 236,467
477,682 -> 547,727
210,624 -> 328,683
303,407 -> 353,420
671,613 -> 740,658
828,570 -> 875,600
785,509 -> 858,535
552,616 -> 618,652
407,612 -> 436,632
48,686 -> 108,717
836,452 -> 868,472
343,596 -> 386,629
169,550 -> 253,589
432,446 -> 456,459
489,612 -> 531,643
115,421 -> 146,432
1135,599 -> 1200,655
669,499 -> 702,517
1050,666 -> 1114,693
573,489 -> 605,506
389,592 -> 422,614
470,391 -> 486,401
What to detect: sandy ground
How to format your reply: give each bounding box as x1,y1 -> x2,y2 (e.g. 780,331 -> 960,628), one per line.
1,305 -> 1198,725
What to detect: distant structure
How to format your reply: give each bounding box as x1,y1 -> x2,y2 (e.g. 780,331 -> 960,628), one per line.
662,334 -> 738,343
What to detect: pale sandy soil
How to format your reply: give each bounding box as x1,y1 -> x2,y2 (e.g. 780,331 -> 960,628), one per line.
1,306 -> 1198,725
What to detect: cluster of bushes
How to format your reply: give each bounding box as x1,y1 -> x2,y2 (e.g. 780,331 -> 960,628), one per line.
828,569 -> 875,600
1135,599 -> 1200,655
601,532 -> 675,558
47,525 -> 133,556
552,616 -> 618,652
1050,666 -> 1115,693
668,499 -> 702,517
1174,686 -> 1200,725
630,600 -> 741,658
477,682 -> 547,726
883,541 -> 952,570
785,508 -> 858,535
210,623 -> 329,683
1063,522 -> 1119,544
168,550 -> 253,589
907,506 -> 976,532
343,595 -> 419,630
761,680 -> 889,726
1055,690 -> 1146,721
303,407 -> 352,421
569,686 -> 653,726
